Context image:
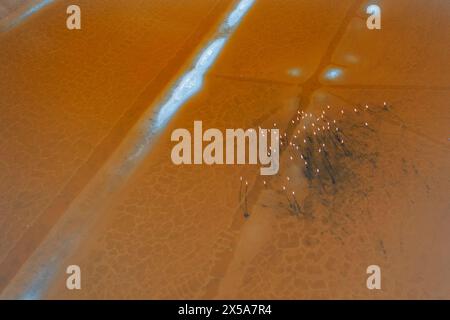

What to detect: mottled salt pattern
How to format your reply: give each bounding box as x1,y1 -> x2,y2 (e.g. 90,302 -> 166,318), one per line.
0,0 -> 29,20
152,0 -> 255,132
154,38 -> 226,130
1,0 -> 54,31
127,0 -> 255,164
225,0 -> 255,29
5,0 -> 255,300
3,0 -> 449,300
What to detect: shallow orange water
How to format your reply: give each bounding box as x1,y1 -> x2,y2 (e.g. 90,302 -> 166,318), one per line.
0,0 -> 449,299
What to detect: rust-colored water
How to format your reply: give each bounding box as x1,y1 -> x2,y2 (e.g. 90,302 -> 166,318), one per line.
0,0 -> 449,299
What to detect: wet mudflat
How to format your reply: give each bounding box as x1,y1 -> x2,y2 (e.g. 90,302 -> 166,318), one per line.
1,0 -> 449,299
